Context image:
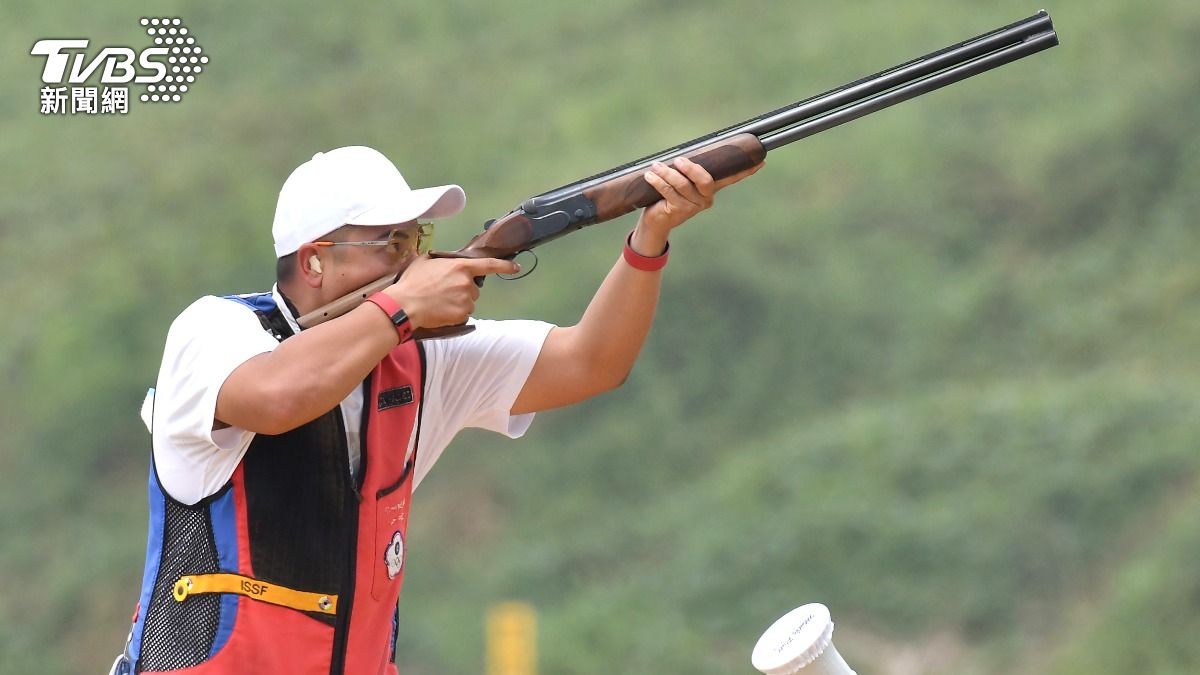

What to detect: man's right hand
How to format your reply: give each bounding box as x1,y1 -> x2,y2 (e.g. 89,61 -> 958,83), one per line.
382,255 -> 519,329
217,254 -> 517,435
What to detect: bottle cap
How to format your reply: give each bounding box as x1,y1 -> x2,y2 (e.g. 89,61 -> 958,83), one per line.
751,603 -> 855,675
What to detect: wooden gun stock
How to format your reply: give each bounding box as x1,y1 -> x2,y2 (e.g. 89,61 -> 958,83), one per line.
295,273 -> 475,339
296,275 -> 394,329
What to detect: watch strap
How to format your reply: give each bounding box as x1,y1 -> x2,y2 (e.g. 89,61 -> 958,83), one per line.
365,292 -> 414,343
623,230 -> 670,271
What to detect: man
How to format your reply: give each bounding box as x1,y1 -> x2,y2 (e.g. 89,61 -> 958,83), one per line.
112,145 -> 760,674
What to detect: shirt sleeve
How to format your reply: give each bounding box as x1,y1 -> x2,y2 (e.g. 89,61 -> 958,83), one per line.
151,296 -> 282,504
413,318 -> 554,487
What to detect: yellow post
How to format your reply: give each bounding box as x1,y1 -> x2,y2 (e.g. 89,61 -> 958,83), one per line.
486,601 -> 537,675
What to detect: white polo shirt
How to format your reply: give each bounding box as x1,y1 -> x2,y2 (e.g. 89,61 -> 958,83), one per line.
145,286 -> 554,505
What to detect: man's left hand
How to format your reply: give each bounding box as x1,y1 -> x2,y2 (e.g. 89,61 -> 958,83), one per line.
631,156 -> 764,255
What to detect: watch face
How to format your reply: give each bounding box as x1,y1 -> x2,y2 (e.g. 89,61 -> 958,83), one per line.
391,311 -> 413,342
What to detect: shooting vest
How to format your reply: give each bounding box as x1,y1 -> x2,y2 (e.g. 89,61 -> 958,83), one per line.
127,294 -> 424,675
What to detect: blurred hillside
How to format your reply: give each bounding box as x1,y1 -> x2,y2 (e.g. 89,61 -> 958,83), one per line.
2,1 -> 1199,673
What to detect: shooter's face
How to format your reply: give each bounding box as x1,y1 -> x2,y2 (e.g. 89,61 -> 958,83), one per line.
312,223 -> 422,301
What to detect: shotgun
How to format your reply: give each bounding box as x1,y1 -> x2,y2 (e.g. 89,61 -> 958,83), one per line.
298,10 -> 1059,333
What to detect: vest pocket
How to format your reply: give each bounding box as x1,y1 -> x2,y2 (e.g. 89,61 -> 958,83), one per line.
371,460 -> 413,601
376,458 -> 412,499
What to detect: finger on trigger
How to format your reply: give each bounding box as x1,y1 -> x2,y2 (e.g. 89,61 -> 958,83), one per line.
466,256 -> 520,276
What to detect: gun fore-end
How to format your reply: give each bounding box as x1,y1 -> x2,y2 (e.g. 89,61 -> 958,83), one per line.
584,132 -> 766,221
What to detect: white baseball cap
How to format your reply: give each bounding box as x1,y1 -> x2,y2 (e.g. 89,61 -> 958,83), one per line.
271,145 -> 466,258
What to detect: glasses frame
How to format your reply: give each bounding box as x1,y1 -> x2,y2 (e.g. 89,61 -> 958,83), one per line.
311,223 -> 434,259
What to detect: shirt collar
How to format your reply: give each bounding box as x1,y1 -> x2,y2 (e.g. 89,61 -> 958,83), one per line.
271,284 -> 303,335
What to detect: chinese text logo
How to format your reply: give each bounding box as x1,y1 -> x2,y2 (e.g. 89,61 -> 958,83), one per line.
30,17 -> 208,115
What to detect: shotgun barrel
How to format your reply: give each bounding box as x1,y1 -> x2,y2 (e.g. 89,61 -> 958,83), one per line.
527,11 -> 1057,207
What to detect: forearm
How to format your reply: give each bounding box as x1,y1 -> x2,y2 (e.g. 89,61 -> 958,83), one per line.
569,225 -> 669,385
216,302 -> 399,433
275,303 -> 400,412
511,157 -> 760,414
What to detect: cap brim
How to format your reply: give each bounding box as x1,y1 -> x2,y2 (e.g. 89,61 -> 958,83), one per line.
347,184 -> 466,226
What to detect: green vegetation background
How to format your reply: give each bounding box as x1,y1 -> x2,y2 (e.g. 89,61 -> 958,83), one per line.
2,1 -> 1198,673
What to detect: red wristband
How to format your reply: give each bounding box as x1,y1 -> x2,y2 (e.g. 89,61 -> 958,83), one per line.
623,230 -> 669,271
365,292 -> 414,343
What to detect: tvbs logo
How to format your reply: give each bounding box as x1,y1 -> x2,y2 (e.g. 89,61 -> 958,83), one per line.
32,40 -> 168,85
31,17 -> 207,114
